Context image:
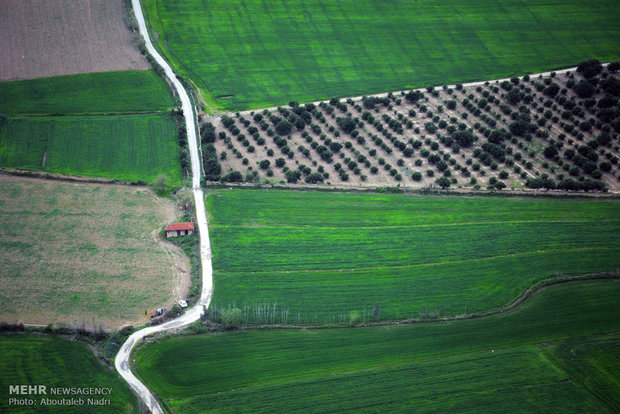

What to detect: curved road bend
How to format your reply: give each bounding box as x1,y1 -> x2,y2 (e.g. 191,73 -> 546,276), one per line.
114,1 -> 213,413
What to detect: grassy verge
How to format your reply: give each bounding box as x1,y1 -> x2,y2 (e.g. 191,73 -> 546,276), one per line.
206,190 -> 620,324
166,232 -> 201,308
135,280 -> 620,412
142,0 -> 620,110
0,334 -> 138,413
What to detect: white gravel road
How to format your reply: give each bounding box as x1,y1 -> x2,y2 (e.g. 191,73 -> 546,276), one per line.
114,1 -> 213,413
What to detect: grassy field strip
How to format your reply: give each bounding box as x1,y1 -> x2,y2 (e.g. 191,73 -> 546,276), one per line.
0,114 -> 182,184
168,346 -> 605,413
210,221 -> 619,272
206,191 -> 620,227
0,70 -> 175,116
215,246 -> 617,274
213,249 -> 620,322
142,0 -> 620,110
135,280 -> 620,411
554,336 -> 620,412
212,218 -> 620,229
0,334 -> 138,413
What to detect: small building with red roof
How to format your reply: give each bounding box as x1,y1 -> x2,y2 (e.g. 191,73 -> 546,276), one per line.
165,222 -> 194,238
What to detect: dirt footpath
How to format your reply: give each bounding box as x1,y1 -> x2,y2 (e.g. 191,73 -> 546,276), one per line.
0,0 -> 149,81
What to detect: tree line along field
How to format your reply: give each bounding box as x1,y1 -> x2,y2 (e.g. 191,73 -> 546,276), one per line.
0,70 -> 183,184
0,334 -> 138,413
0,176 -> 189,328
205,189 -> 620,324
134,280 -> 620,413
201,62 -> 620,192
142,0 -> 620,111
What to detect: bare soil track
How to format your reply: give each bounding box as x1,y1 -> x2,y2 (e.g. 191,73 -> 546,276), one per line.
0,0 -> 149,81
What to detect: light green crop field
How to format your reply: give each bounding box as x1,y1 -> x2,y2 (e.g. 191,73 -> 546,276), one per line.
0,70 -> 175,116
0,334 -> 137,413
0,114 -> 181,184
135,280 -> 620,412
206,190 -> 620,323
142,0 -> 620,110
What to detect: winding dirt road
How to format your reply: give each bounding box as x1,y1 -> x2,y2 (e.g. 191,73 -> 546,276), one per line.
114,1 -> 213,413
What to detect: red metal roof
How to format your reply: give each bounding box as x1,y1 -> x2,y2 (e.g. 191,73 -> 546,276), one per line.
165,222 -> 194,231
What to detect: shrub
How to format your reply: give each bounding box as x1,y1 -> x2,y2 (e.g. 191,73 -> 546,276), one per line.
411,171 -> 422,181
573,80 -> 596,98
305,172 -> 324,184
577,59 -> 603,78
275,120 -> 292,135
435,177 -> 451,188
221,170 -> 243,182
451,130 -> 475,147
221,308 -> 242,329
286,169 -> 301,183
336,116 -> 356,134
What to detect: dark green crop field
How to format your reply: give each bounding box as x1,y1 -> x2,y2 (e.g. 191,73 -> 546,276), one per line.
142,0 -> 620,110
0,70 -> 175,116
135,280 -> 620,412
0,334 -> 137,413
556,336 -> 620,412
0,114 -> 181,183
0,70 -> 182,184
206,190 -> 620,323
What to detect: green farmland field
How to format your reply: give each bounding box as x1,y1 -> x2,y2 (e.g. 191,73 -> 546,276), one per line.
0,114 -> 181,184
135,280 -> 620,412
556,336 -> 620,412
0,70 -> 174,116
0,334 -> 137,413
206,190 -> 620,323
0,70 -> 175,116
142,0 -> 620,110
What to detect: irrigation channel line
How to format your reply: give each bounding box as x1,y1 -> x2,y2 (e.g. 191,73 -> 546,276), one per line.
238,62 -> 612,116
114,1 -> 213,413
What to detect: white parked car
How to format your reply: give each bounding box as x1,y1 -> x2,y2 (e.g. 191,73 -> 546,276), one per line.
178,300 -> 188,308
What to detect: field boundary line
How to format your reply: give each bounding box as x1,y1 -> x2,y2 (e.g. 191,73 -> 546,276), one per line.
234,63 -> 613,115
6,110 -> 168,118
201,273 -> 618,333
215,247 -> 618,275
363,272 -> 620,328
0,169 -> 142,186
203,182 -> 620,197
212,219 -> 620,230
